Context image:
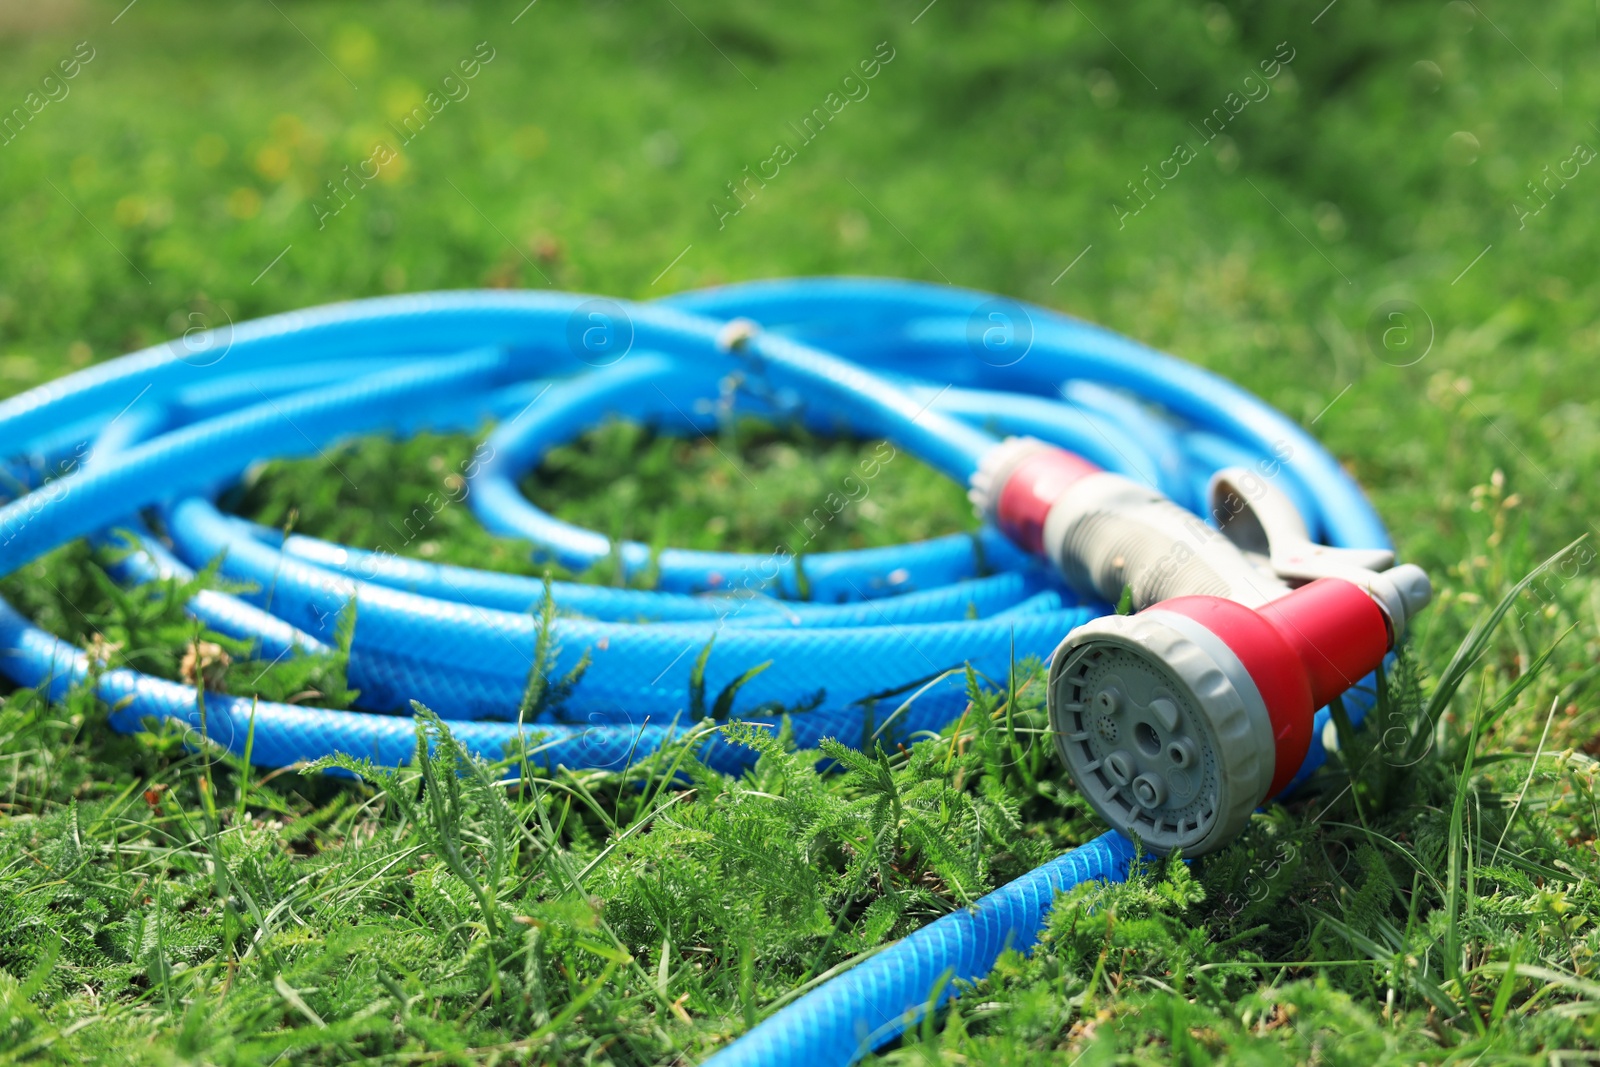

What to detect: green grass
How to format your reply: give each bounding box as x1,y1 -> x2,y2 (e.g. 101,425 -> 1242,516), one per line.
2,0 -> 1599,1062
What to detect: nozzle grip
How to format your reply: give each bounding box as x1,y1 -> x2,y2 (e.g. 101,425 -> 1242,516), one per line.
1041,473 -> 1290,610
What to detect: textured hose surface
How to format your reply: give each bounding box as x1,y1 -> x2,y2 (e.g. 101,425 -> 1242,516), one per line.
0,278 -> 1392,1064
706,832 -> 1139,1067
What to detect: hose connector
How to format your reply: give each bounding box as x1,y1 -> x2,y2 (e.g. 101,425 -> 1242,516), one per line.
969,435 -> 1099,556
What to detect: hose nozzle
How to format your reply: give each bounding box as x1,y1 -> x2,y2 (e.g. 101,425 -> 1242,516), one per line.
974,437 -> 1432,854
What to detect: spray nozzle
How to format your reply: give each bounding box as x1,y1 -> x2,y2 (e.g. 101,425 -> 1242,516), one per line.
973,438 -> 1432,855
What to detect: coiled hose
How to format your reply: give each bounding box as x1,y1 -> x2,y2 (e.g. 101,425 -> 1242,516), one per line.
0,277 -> 1390,1063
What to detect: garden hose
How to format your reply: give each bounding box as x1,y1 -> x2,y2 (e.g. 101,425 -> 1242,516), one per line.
0,277 -> 1423,1063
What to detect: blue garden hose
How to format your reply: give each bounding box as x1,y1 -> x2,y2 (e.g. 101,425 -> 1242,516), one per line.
0,277 -> 1390,1063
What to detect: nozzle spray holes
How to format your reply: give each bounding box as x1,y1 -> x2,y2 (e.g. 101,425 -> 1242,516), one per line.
1093,688 -> 1123,743
1132,773 -> 1167,807
1134,721 -> 1161,756
1166,737 -> 1198,768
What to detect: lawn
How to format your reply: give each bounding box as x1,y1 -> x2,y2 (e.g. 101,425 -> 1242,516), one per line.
1,0 -> 1598,1063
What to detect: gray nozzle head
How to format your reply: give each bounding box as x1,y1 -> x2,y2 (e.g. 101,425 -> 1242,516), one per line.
1047,610 -> 1277,855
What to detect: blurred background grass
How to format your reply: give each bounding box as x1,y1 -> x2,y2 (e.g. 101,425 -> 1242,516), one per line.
2,1 -> 1599,1061
0,0 -> 1594,581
